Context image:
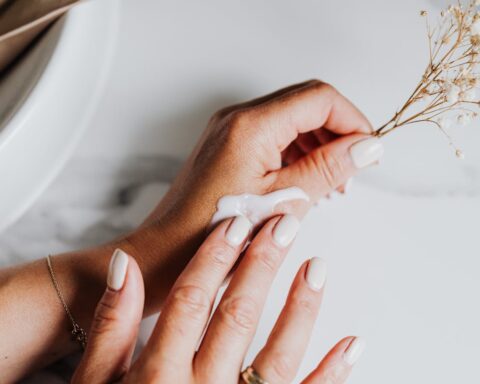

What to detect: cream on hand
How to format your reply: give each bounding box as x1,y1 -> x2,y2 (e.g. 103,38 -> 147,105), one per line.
210,186 -> 309,227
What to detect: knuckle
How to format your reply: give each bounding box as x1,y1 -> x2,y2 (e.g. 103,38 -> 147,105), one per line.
253,247 -> 280,273
228,109 -> 251,129
205,244 -> 233,269
290,294 -> 317,315
312,149 -> 344,190
266,351 -> 296,382
323,364 -> 349,384
219,295 -> 258,332
209,105 -> 236,127
170,285 -> 210,319
210,108 -> 227,123
313,80 -> 336,95
224,110 -> 257,142
89,296 -> 120,336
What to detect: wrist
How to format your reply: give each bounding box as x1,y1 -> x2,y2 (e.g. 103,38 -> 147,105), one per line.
121,217 -> 206,314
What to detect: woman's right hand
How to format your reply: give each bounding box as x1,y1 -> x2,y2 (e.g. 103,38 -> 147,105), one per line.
73,214 -> 365,384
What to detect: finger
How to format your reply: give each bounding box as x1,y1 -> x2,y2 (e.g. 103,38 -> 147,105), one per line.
136,216 -> 252,372
251,258 -> 327,383
274,134 -> 384,200
316,129 -> 352,196
249,81 -> 373,152
302,337 -> 366,384
282,142 -> 305,165
195,214 -> 300,379
312,127 -> 339,146
72,250 -> 144,384
294,132 -> 321,154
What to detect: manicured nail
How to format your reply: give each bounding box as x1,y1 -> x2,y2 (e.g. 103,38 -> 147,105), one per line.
226,216 -> 252,246
273,214 -> 300,247
306,257 -> 327,291
343,337 -> 366,365
350,138 -> 384,168
107,249 -> 129,291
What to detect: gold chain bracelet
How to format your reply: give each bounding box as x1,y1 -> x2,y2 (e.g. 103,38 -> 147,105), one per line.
46,255 -> 87,350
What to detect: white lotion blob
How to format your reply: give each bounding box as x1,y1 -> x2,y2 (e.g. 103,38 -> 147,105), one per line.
210,186 -> 309,227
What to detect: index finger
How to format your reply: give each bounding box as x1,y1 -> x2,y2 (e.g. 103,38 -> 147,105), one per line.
251,80 -> 373,151
136,216 -> 252,370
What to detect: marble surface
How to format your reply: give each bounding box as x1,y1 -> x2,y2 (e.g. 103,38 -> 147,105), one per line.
2,0 -> 480,383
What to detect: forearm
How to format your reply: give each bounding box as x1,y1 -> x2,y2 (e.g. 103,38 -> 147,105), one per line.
0,213 -> 208,382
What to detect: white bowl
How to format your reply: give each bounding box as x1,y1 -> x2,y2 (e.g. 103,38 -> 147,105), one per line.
0,0 -> 120,232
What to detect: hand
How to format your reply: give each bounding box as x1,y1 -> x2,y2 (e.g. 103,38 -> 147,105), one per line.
144,80 -> 376,225
125,80 -> 381,309
73,215 -> 365,384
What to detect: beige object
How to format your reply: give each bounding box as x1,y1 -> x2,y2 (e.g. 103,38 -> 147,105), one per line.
0,0 -> 82,72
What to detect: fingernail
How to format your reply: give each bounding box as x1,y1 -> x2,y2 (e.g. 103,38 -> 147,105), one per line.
306,257 -> 327,291
350,138 -> 384,168
226,216 -> 252,246
273,214 -> 300,247
343,337 -> 366,365
107,249 -> 129,291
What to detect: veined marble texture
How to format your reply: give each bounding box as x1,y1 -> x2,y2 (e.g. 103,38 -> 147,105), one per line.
2,154 -> 181,383
0,155 -> 181,268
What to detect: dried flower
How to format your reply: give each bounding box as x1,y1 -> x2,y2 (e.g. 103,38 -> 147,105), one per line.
437,116 -> 452,129
471,19 -> 480,34
463,88 -> 477,101
375,1 -> 480,157
457,112 -> 472,125
446,84 -> 461,104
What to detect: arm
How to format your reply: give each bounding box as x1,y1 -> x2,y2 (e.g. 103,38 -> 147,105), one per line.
0,80 -> 381,382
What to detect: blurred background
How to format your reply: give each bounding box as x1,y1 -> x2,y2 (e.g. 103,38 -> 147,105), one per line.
0,0 -> 479,382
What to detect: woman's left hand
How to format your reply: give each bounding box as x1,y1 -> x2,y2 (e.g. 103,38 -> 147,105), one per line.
72,215 -> 365,384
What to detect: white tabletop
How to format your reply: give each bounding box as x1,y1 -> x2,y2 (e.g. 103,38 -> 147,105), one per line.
2,0 -> 479,382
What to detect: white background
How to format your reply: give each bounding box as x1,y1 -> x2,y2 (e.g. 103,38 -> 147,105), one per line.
6,0 -> 480,382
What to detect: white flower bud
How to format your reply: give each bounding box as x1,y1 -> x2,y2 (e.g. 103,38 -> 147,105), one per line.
446,85 -> 460,104
436,116 -> 452,129
472,20 -> 480,36
463,88 -> 477,101
457,113 -> 472,125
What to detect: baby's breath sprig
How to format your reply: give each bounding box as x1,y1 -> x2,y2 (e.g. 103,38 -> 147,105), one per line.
375,0 -> 480,158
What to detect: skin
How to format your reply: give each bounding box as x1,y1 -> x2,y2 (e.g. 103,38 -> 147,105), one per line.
0,80 -> 373,382
72,216 -> 359,384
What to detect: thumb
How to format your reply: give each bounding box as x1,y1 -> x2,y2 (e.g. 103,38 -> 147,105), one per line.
275,134 -> 384,201
72,249 -> 145,384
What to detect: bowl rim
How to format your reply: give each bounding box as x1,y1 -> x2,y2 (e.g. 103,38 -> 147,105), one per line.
0,0 -> 121,233
0,17 -> 67,145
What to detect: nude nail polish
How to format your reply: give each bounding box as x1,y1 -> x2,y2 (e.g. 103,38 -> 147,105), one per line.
343,337 -> 366,365
273,214 -> 300,247
350,138 -> 384,168
306,257 -> 327,291
107,249 -> 129,291
226,216 -> 252,246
